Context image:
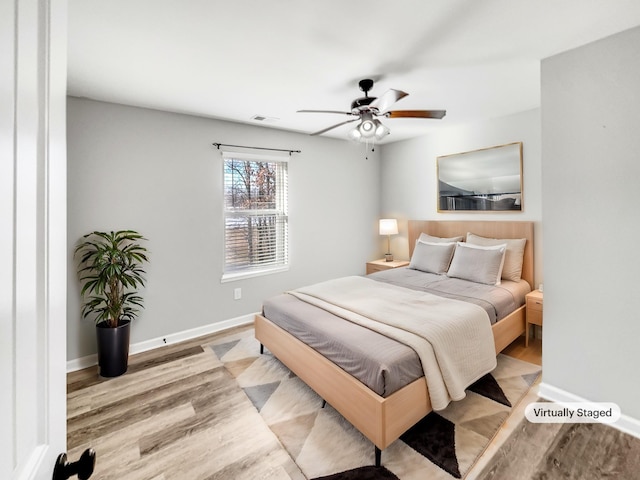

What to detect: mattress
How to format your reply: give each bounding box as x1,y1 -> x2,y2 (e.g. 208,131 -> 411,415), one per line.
261,267 -> 530,397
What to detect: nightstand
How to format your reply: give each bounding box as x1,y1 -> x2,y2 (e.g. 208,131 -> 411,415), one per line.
366,259 -> 409,275
525,290 -> 543,347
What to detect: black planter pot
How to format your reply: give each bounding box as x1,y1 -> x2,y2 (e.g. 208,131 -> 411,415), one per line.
96,320 -> 131,377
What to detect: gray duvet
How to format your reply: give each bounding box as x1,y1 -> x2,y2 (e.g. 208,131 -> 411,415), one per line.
261,267 -> 530,397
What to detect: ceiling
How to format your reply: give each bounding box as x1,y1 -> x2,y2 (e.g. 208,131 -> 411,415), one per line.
67,0 -> 640,144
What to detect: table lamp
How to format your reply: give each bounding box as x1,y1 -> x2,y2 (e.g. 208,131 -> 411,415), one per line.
379,219 -> 398,262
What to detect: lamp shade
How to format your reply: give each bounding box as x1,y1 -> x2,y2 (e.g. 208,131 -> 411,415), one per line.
379,218 -> 398,236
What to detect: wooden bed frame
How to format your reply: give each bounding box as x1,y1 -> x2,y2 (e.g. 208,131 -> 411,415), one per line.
255,220 -> 534,465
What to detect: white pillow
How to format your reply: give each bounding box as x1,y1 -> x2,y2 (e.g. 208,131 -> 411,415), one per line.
466,232 -> 526,282
409,241 -> 456,274
447,242 -> 507,285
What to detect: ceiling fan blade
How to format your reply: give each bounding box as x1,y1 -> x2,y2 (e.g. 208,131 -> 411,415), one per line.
311,118 -> 360,136
298,109 -> 354,115
385,110 -> 446,119
369,89 -> 408,113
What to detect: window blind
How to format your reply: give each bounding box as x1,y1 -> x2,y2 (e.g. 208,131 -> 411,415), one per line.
222,152 -> 288,280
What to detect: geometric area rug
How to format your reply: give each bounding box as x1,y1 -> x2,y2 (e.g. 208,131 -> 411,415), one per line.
210,328 -> 541,480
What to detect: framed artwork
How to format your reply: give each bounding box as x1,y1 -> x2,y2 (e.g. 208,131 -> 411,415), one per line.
437,142 -> 523,212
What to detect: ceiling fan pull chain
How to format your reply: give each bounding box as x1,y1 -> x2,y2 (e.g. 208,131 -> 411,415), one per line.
364,139 -> 375,160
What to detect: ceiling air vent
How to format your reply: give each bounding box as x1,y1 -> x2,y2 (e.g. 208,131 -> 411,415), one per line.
251,115 -> 279,123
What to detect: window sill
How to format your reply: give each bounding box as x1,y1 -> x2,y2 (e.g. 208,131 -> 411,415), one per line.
221,265 -> 289,283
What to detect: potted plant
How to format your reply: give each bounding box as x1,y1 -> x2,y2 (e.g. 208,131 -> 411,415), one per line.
75,230 -> 149,377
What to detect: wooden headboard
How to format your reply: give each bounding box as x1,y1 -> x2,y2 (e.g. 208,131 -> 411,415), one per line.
408,220 -> 534,289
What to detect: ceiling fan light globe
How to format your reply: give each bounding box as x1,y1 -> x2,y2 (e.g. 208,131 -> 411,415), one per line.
359,119 -> 376,138
374,121 -> 390,140
348,127 -> 362,142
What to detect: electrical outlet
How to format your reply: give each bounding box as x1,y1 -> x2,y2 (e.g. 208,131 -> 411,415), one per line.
234,288 -> 242,300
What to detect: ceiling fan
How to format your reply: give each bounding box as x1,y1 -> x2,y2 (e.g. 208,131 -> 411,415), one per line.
298,78 -> 446,141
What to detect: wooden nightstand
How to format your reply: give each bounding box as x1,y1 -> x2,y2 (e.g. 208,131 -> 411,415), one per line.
525,290 -> 543,347
366,259 -> 409,275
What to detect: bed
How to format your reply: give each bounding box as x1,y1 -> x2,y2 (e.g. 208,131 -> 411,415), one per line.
254,220 -> 534,465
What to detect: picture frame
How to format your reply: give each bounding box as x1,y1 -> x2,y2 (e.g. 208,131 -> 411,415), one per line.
437,142 -> 523,212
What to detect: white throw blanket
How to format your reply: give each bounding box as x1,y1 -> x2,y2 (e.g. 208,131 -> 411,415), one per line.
289,276 -> 497,410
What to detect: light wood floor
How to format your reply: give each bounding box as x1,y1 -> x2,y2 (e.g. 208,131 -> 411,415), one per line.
476,413 -> 640,480
502,334 -> 542,366
67,328 -> 541,479
67,326 -> 304,480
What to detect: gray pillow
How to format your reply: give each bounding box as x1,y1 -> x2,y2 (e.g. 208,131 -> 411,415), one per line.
418,233 -> 464,244
409,241 -> 456,274
466,232 -> 526,282
447,242 -> 507,285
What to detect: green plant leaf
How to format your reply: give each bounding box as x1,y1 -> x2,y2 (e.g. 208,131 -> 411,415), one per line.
74,230 -> 149,326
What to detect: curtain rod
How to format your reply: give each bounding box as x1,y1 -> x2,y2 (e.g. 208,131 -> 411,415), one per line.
212,142 -> 301,155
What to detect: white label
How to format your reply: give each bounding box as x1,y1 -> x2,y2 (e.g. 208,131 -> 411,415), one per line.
525,402 -> 620,424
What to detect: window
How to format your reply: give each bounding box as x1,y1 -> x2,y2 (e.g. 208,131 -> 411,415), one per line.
222,152 -> 288,281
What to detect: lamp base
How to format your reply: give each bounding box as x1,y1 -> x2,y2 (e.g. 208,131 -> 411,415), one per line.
385,253 -> 394,262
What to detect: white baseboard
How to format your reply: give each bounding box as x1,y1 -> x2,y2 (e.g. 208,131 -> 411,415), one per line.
538,382 -> 640,439
67,312 -> 256,373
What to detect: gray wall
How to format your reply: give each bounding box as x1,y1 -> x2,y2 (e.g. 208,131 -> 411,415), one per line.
379,109 -> 544,287
67,98 -> 381,361
541,26 -> 640,420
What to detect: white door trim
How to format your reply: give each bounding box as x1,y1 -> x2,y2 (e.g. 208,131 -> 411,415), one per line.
1,0 -> 68,478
